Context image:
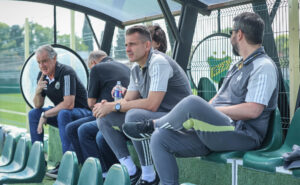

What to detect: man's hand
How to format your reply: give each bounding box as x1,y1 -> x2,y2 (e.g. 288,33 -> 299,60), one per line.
37,116 -> 47,134
92,100 -> 114,118
36,74 -> 47,94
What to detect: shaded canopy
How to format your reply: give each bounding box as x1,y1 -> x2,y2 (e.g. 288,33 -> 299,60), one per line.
17,0 -> 252,27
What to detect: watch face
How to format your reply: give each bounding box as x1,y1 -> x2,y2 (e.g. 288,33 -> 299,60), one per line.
115,103 -> 121,111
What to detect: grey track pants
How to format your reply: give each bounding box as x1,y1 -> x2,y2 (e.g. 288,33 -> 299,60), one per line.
151,95 -> 259,185
97,108 -> 167,166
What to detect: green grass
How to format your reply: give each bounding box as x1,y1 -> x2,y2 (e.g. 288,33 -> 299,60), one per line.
0,93 -> 27,112
0,93 -> 49,134
0,93 -> 27,129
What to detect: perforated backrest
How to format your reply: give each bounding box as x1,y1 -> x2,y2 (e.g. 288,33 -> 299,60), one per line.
197,77 -> 217,102
104,164 -> 130,185
0,133 -> 16,165
77,157 -> 103,185
285,108 -> 300,147
13,137 -> 29,166
54,151 -> 79,185
260,108 -> 283,149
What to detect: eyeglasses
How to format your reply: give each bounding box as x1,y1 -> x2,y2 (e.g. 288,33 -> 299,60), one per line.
229,29 -> 238,35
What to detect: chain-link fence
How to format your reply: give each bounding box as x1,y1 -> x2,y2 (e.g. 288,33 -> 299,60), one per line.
188,0 -> 291,131
0,0 -> 296,133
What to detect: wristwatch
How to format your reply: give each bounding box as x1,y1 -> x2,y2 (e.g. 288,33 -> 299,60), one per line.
115,103 -> 121,112
41,112 -> 47,119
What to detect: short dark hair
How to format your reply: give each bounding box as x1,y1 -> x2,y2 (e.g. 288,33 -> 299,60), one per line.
148,24 -> 167,53
126,25 -> 152,42
233,12 -> 265,44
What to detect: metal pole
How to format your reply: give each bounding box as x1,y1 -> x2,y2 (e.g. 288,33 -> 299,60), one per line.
70,10 -> 76,50
288,0 -> 300,116
54,5 -> 57,44
85,14 -> 101,50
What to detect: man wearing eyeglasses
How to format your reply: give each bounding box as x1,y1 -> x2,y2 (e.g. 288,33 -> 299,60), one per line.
123,12 -> 279,185
28,45 -> 92,178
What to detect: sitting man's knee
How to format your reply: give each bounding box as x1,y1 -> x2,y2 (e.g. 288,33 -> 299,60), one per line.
150,129 -> 165,148
97,118 -> 106,131
78,124 -> 87,138
28,108 -> 42,120
125,108 -> 146,122
57,109 -> 71,118
65,123 -> 73,137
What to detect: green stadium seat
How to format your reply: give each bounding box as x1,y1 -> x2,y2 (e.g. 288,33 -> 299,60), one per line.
0,141 -> 46,184
104,164 -> 130,185
292,169 -> 300,178
242,108 -> 300,172
77,157 -> 103,185
203,151 -> 244,164
54,151 -> 79,185
0,137 -> 30,173
0,127 -> 5,155
197,77 -> 216,102
203,108 -> 282,163
0,133 -> 16,167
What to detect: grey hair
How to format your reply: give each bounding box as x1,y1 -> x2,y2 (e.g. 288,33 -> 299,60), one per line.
36,45 -> 57,59
88,50 -> 107,65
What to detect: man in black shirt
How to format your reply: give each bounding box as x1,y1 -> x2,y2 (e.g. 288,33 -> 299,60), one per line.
65,50 -> 130,178
28,45 -> 91,176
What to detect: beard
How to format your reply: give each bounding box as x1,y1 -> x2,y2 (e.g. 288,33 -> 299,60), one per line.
232,43 -> 240,56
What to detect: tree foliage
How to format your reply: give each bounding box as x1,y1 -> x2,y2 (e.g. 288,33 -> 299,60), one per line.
0,21 -> 88,57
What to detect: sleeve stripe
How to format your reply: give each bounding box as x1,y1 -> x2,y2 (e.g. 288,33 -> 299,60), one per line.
152,64 -> 160,91
64,75 -> 70,96
254,74 -> 267,103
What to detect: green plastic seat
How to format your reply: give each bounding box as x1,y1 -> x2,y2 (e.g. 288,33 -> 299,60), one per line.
77,157 -> 103,185
54,151 -> 79,185
0,141 -> 46,184
0,137 -> 30,173
292,168 -> 300,178
197,77 -> 216,102
0,134 -> 16,167
203,108 -> 282,163
104,164 -> 130,185
242,108 -> 300,172
0,128 -> 5,155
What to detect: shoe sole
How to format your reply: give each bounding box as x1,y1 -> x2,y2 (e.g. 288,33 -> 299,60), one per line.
45,172 -> 58,179
123,130 -> 150,141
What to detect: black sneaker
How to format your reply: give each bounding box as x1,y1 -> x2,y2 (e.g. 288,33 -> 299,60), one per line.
123,120 -> 154,141
136,173 -> 160,185
130,167 -> 142,185
45,162 -> 60,179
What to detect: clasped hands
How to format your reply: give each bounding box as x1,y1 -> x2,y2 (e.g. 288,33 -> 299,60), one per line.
93,100 -> 114,118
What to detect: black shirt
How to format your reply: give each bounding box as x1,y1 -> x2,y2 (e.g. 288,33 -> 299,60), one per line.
37,62 -> 89,109
88,57 -> 130,102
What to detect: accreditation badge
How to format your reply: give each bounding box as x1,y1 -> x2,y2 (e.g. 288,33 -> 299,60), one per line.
55,82 -> 60,90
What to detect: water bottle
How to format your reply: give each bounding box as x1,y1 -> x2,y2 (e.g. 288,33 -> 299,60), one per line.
114,81 -> 123,101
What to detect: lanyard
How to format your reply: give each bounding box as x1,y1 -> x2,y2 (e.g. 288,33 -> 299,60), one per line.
227,51 -> 265,80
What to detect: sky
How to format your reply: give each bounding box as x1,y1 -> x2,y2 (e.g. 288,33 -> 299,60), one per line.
0,0 -> 105,36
